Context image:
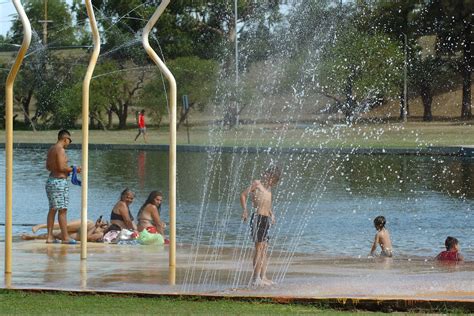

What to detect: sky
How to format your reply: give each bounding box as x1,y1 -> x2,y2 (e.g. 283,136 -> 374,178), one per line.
0,1 -> 17,36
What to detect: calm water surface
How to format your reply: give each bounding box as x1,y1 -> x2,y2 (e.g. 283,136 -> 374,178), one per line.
0,148 -> 473,260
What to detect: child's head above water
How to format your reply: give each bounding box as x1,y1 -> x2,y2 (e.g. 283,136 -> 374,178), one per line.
262,166 -> 281,186
445,236 -> 459,251
373,216 -> 386,231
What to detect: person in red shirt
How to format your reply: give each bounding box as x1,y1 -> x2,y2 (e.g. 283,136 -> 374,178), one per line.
436,236 -> 464,262
134,109 -> 148,143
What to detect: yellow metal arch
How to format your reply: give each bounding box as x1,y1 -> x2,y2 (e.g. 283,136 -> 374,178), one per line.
80,0 -> 101,260
4,0 -> 32,277
142,0 -> 177,279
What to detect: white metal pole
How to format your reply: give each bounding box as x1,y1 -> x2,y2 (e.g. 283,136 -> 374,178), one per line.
235,0 -> 239,86
81,0 -> 100,260
403,33 -> 408,121
234,0 -> 239,126
142,0 -> 177,277
5,0 -> 31,277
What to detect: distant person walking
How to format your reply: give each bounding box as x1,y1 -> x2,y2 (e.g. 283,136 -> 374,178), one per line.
45,129 -> 80,244
134,109 -> 148,143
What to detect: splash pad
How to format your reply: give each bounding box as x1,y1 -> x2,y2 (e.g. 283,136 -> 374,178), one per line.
2,1 -> 474,312
2,240 -> 474,311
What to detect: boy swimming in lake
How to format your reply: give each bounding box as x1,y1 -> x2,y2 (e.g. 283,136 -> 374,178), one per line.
240,166 -> 281,286
436,236 -> 464,262
369,215 -> 393,258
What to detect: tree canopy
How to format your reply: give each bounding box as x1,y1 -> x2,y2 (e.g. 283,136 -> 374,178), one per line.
1,0 -> 471,130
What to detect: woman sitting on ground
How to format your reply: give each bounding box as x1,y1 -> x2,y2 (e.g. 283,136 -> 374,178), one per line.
109,188 -> 137,231
137,191 -> 166,235
22,217 -> 108,242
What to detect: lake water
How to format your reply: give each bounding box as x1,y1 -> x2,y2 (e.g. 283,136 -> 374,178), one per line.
1,148 -> 473,260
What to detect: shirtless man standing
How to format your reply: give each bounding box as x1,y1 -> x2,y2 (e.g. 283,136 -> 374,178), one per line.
45,129 -> 79,244
240,166 -> 281,286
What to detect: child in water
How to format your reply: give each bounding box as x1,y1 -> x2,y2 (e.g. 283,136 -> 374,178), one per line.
436,236 -> 464,262
369,215 -> 393,258
240,166 -> 281,286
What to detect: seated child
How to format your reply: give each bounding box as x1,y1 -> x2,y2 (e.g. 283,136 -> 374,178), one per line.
369,215 -> 393,257
436,236 -> 464,262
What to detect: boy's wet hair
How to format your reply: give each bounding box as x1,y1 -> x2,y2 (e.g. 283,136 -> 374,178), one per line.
445,236 -> 459,250
263,166 -> 281,183
57,129 -> 71,140
373,216 -> 386,229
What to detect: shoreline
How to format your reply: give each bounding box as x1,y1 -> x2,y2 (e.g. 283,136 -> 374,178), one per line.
1,142 -> 474,157
3,237 -> 473,266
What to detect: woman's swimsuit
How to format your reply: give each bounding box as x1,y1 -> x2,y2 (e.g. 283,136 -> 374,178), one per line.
250,213 -> 270,243
138,217 -> 155,228
137,205 -> 161,230
110,207 -> 134,223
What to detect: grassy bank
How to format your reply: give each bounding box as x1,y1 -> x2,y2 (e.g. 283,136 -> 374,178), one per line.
0,121 -> 472,149
1,290 -> 471,314
0,290 -> 350,315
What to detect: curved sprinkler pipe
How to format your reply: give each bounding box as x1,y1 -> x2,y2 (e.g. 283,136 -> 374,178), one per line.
81,0 -> 100,260
142,0 -> 177,272
5,0 -> 31,277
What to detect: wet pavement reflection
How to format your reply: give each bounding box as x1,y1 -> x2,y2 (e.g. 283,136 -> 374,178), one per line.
1,241 -> 473,301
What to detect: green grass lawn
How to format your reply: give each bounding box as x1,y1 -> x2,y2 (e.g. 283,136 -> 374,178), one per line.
1,121 -> 472,149
0,290 -> 360,315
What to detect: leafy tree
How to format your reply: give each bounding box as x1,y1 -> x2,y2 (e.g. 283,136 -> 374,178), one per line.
0,51 -> 50,131
10,0 -> 76,47
139,56 -> 219,128
420,0 -> 473,119
409,55 -> 451,121
319,30 -> 403,123
4,0 -> 79,130
33,54 -> 81,128
0,65 -> 7,128
283,0 -> 334,53
82,1 -> 279,62
13,50 -> 51,130
355,0 -> 420,119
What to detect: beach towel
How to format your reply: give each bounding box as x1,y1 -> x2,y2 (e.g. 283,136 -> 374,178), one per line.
71,166 -> 81,186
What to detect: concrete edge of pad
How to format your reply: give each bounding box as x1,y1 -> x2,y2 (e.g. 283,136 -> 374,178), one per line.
2,288 -> 473,313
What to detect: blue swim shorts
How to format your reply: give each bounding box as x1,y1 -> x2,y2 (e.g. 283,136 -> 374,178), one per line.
45,177 -> 69,210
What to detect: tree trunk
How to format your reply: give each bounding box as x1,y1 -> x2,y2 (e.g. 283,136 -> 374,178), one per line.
421,84 -> 433,121
107,110 -> 113,129
89,115 -> 96,129
17,90 -> 36,131
399,90 -> 406,120
177,104 -> 192,130
344,74 -> 356,124
461,18 -> 472,119
118,105 -> 128,130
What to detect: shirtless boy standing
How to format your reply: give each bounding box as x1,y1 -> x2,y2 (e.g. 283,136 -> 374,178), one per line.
240,166 -> 281,286
369,215 -> 393,257
45,129 -> 80,244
